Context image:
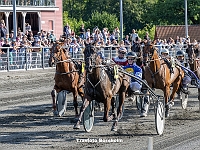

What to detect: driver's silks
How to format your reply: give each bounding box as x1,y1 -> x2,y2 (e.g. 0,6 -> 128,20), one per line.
114,65 -> 119,79
81,62 -> 85,73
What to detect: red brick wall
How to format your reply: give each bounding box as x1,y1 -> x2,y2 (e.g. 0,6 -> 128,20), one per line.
41,1 -> 63,39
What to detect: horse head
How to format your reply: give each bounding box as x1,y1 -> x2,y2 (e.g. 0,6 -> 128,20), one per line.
49,41 -> 69,66
143,42 -> 158,63
186,44 -> 196,64
83,42 -> 101,73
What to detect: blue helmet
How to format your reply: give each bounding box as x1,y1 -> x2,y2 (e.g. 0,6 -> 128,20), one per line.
126,51 -> 137,58
176,50 -> 185,57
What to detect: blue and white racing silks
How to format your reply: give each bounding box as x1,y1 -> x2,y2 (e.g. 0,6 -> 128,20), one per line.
123,63 -> 142,82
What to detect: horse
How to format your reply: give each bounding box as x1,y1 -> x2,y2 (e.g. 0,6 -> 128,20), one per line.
186,43 -> 200,104
142,42 -> 184,117
49,41 -> 85,118
73,43 -> 130,131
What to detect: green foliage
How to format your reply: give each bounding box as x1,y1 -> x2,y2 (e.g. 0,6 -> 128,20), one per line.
63,11 -> 85,34
137,25 -> 155,40
62,0 -> 200,38
85,11 -> 120,33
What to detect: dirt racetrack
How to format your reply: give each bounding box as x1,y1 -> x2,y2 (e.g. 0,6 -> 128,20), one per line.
0,68 -> 200,150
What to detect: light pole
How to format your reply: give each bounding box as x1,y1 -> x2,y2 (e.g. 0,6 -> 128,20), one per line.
185,0 -> 188,38
12,0 -> 17,39
120,0 -> 123,41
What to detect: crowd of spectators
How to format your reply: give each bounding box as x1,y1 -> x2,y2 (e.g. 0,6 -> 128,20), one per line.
0,19 -> 199,69
0,19 -> 56,68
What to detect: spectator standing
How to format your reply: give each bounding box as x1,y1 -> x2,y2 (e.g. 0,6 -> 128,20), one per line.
63,23 -> 71,38
102,28 -> 108,44
25,23 -> 32,32
110,32 -> 115,43
113,27 -> 120,42
144,32 -> 150,41
2,39 -> 10,53
124,35 -> 131,51
85,29 -> 90,40
130,29 -> 138,45
0,23 -> 8,38
0,37 -> 5,46
79,24 -> 85,39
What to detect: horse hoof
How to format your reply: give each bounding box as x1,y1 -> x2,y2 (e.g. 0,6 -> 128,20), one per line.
165,110 -> 170,118
111,126 -> 117,131
53,111 -> 58,116
73,124 -> 80,129
140,112 -> 147,117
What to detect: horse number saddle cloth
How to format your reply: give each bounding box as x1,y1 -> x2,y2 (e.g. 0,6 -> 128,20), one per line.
113,65 -> 119,79
81,62 -> 85,73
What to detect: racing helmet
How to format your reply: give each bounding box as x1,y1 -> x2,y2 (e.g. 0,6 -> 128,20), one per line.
118,47 -> 127,54
176,50 -> 185,57
126,51 -> 137,59
160,48 -> 169,55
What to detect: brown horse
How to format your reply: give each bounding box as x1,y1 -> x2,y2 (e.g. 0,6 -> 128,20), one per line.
73,43 -> 130,131
186,44 -> 200,106
143,42 -> 184,117
49,41 -> 85,118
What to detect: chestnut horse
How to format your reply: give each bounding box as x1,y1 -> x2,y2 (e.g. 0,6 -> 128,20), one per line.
73,43 -> 130,131
143,42 -> 184,117
186,44 -> 200,105
49,41 -> 85,118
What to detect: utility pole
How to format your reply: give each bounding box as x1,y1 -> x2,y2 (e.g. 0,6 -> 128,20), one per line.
120,0 -> 123,41
185,0 -> 188,38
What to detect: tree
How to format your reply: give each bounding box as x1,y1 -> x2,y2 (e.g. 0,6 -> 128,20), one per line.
85,11 -> 120,33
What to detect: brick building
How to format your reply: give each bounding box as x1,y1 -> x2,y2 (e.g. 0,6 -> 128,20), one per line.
155,25 -> 200,42
0,0 -> 63,39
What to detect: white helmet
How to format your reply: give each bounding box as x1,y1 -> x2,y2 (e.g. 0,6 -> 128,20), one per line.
160,48 -> 169,55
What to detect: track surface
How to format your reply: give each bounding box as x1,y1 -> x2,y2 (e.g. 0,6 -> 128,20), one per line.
0,68 -> 200,150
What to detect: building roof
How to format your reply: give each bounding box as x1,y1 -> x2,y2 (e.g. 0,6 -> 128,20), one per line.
155,25 -> 200,42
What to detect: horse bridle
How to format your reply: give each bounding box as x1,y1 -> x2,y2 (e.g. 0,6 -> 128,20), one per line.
51,43 -> 71,64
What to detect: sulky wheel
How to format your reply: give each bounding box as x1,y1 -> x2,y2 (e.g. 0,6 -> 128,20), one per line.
56,90 -> 68,117
155,101 -> 165,135
83,100 -> 95,132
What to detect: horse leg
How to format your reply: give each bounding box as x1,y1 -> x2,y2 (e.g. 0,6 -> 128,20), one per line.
164,85 -> 171,117
170,76 -> 183,103
117,91 -> 125,119
108,97 -> 116,121
103,97 -> 111,122
73,92 -> 79,119
51,89 -> 57,116
73,96 -> 90,129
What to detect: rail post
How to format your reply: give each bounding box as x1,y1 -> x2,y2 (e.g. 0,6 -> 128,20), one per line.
42,47 -> 44,69
25,47 -> 28,71
7,48 -> 10,72
147,137 -> 153,150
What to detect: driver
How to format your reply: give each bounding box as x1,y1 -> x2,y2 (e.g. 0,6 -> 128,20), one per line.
112,47 -> 128,66
160,48 -> 174,74
123,52 -> 149,117
176,50 -> 191,94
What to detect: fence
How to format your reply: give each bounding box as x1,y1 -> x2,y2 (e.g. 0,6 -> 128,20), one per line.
0,44 -> 188,72
0,47 -> 51,71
